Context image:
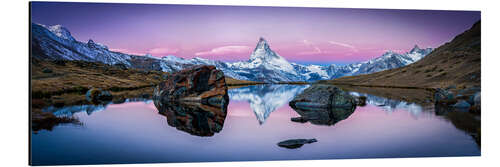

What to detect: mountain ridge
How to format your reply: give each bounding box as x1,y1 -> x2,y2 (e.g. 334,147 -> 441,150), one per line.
31,23 -> 433,83
327,21 -> 481,89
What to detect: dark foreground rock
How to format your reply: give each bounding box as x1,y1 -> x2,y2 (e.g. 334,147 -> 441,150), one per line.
153,65 -> 228,107
154,101 -> 228,137
355,95 -> 367,106
277,138 -> 317,149
85,88 -> 112,103
289,85 -> 356,126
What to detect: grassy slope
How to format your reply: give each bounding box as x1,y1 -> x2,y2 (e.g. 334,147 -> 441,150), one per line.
325,21 -> 481,90
225,76 -> 265,88
31,59 -> 167,98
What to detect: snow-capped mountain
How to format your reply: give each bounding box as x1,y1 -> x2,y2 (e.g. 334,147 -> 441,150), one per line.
231,37 -> 296,75
229,84 -> 309,124
31,23 -> 433,82
31,23 -> 188,72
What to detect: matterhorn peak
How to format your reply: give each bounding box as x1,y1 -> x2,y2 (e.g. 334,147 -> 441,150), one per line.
87,39 -> 108,50
254,37 -> 271,52
250,37 -> 279,61
246,37 -> 296,74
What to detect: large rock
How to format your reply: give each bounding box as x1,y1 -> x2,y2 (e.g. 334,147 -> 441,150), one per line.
289,85 -> 356,109
153,65 -> 229,107
289,85 -> 356,126
154,101 -> 228,137
277,138 -> 317,149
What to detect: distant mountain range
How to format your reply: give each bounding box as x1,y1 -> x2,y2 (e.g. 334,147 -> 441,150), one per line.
31,23 -> 433,82
328,21 -> 481,89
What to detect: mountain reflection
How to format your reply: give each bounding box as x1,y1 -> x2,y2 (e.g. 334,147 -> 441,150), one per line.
349,92 -> 430,117
42,99 -> 153,117
228,84 -> 309,124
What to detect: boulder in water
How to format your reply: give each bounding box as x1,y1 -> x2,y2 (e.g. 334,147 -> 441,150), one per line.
289,85 -> 356,110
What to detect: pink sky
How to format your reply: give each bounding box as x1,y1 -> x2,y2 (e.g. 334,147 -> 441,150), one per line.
32,3 -> 480,64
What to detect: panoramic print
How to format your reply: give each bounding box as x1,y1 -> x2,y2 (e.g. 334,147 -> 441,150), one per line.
30,2 -> 481,165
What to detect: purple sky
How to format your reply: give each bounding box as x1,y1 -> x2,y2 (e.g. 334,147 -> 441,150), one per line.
31,2 -> 480,65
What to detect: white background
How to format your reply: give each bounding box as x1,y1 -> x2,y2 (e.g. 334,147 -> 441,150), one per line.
0,0 -> 498,166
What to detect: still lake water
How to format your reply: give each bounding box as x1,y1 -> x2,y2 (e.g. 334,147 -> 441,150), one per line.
31,84 -> 480,165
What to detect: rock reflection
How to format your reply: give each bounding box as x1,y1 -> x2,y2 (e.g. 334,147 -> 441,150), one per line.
289,85 -> 356,126
154,101 -> 228,137
435,104 -> 481,146
291,107 -> 356,126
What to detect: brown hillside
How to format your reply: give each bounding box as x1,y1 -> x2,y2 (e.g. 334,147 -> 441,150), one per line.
327,21 -> 481,89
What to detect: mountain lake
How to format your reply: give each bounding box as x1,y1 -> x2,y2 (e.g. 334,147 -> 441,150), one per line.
30,84 -> 480,165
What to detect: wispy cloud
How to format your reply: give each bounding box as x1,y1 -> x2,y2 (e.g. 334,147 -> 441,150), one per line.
148,47 -> 179,55
328,41 -> 358,52
195,45 -> 251,56
298,40 -> 323,55
110,47 -> 179,56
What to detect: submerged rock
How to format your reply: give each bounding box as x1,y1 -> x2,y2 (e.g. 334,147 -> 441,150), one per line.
277,138 -> 317,149
289,85 -> 356,126
153,65 -> 228,108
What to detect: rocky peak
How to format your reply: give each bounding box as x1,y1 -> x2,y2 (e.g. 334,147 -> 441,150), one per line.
410,44 -> 421,53
255,37 -> 269,50
44,24 -> 76,41
87,39 -> 108,50
250,37 -> 276,60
